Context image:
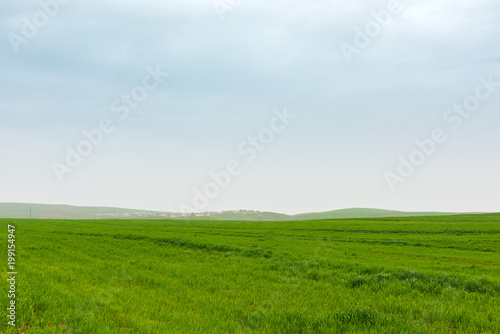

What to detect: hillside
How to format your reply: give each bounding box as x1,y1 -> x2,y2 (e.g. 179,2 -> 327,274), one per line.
0,203 -> 157,219
0,203 -> 465,221
293,208 -> 456,220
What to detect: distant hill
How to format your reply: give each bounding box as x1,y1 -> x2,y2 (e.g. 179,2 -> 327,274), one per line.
293,208 -> 456,220
0,203 -> 158,219
0,203 -> 465,221
210,208 -> 457,221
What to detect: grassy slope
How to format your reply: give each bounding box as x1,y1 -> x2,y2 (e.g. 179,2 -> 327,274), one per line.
293,208 -> 456,220
211,209 -> 457,221
1,214 -> 499,333
0,203 -> 154,219
0,203 -> 461,221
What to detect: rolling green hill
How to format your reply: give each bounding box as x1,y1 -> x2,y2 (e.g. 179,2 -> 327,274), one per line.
293,208 -> 456,220
0,203 -> 468,221
0,203 -> 155,219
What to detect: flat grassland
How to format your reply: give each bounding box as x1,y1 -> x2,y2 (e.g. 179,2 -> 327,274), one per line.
1,214 -> 499,333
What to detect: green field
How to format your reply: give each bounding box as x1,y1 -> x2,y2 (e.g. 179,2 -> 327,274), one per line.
1,214 -> 499,333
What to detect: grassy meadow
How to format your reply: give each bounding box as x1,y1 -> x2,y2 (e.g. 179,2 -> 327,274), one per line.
1,214 -> 499,333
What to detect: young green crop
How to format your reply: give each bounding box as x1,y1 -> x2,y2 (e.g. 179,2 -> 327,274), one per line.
1,214 -> 499,333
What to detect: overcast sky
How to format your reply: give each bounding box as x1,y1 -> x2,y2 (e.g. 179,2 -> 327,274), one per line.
1,0 -> 499,214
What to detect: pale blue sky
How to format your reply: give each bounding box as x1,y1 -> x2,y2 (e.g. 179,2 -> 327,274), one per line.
1,0 -> 499,214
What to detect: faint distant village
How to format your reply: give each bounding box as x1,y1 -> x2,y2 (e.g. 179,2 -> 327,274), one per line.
94,209 -> 259,218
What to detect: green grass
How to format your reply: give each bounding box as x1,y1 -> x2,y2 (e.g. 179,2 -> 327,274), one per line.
1,214 -> 499,333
